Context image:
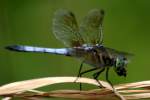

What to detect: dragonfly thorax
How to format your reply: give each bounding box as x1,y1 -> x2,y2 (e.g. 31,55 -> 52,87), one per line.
71,46 -> 115,68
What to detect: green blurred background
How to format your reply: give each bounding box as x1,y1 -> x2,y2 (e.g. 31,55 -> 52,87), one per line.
0,0 -> 150,99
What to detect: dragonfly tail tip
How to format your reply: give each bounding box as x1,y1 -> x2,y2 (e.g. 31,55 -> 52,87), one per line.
5,45 -> 21,51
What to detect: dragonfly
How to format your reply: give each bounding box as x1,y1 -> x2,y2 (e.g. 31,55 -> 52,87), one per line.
6,9 -> 133,89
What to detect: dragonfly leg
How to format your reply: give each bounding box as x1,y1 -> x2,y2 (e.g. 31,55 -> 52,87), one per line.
74,61 -> 84,90
106,67 -> 114,89
79,67 -> 99,90
93,67 -> 105,88
74,61 -> 84,82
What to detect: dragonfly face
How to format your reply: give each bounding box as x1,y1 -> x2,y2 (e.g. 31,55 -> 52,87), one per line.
114,55 -> 128,77
6,9 -> 133,89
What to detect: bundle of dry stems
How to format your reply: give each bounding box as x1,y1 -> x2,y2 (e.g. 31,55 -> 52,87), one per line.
0,77 -> 150,100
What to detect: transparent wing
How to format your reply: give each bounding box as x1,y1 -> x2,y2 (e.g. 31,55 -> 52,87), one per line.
53,9 -> 84,47
107,47 -> 134,60
79,9 -> 104,45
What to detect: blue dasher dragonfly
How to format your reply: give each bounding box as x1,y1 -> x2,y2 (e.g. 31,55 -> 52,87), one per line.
6,9 -> 133,89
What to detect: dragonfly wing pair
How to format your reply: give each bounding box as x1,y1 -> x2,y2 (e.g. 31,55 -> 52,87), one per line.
53,9 -> 133,58
53,9 -> 104,47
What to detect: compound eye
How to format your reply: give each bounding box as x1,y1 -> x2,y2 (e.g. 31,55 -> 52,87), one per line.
116,60 -> 122,67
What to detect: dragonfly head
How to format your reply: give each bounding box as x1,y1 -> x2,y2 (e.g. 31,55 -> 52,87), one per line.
114,55 -> 129,77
